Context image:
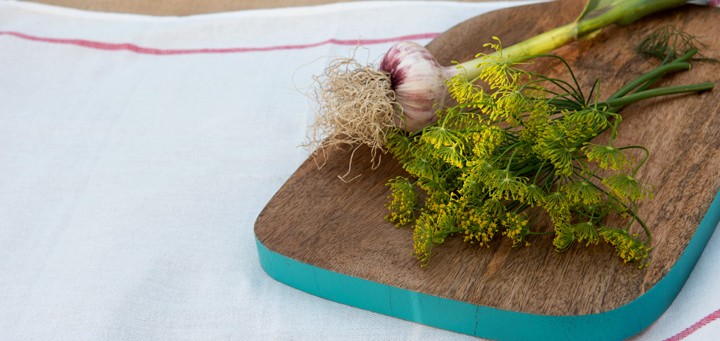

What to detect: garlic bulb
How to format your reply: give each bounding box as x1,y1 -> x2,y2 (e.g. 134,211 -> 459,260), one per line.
379,42 -> 458,132
308,41 -> 458,167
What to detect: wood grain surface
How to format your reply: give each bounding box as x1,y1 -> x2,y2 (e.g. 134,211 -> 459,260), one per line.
256,0 -> 720,316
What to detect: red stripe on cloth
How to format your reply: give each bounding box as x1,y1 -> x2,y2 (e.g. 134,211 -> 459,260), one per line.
0,31 -> 439,55
664,309 -> 720,341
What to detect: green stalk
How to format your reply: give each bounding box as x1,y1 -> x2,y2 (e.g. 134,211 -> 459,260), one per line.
604,82 -> 715,110
619,145 -> 650,176
607,61 -> 692,100
581,171 -> 653,241
457,0 -> 688,78
608,49 -> 698,100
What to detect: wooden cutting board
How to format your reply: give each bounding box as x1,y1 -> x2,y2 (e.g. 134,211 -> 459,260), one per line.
255,1 -> 720,340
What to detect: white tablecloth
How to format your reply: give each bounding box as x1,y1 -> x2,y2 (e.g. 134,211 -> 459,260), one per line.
0,0 -> 718,339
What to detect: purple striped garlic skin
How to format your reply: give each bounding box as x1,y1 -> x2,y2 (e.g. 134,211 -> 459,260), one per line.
379,41 -> 458,132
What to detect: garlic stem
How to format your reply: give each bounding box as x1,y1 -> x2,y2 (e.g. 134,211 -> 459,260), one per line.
457,0 -> 688,79
604,81 -> 715,109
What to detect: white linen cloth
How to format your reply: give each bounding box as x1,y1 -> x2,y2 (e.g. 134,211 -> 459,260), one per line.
0,1 -> 718,340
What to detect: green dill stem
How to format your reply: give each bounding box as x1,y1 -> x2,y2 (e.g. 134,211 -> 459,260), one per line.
607,49 -> 699,101
532,159 -> 549,183
542,174 -> 558,192
574,168 -> 652,241
604,82 -> 715,110
622,49 -> 703,97
456,0 -> 688,79
527,231 -> 555,236
440,228 -> 465,236
607,60 -> 693,101
618,145 -> 650,176
529,54 -> 586,101
492,141 -> 527,164
622,201 -> 648,240
505,148 -> 520,172
672,47 -> 700,64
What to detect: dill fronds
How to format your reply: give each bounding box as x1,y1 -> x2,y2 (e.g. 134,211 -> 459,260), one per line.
636,25 -> 707,62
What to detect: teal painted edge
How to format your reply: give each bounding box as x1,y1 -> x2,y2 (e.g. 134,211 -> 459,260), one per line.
256,190 -> 720,341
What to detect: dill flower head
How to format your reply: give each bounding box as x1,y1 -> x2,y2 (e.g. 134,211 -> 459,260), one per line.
502,212 -> 530,247
412,212 -> 437,266
599,228 -> 652,265
471,126 -> 506,158
573,221 -> 600,247
563,180 -> 602,206
385,176 -> 418,227
602,174 -> 654,203
582,144 -> 629,171
461,210 -> 500,247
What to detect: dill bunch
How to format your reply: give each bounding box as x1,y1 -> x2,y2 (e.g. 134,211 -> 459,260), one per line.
384,37 -> 714,268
